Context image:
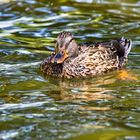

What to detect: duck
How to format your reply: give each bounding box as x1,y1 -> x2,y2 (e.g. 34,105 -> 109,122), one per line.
40,31 -> 132,79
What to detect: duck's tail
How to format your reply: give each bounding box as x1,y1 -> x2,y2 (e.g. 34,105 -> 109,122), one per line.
116,37 -> 132,67
119,37 -> 132,57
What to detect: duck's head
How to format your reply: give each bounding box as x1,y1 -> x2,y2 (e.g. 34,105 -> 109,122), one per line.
51,31 -> 78,64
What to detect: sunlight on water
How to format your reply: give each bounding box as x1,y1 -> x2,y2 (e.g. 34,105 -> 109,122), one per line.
0,0 -> 140,140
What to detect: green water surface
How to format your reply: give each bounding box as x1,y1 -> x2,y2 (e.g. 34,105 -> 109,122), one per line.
0,0 -> 140,140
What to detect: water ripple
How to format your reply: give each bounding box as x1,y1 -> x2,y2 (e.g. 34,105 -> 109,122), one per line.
0,0 -> 140,140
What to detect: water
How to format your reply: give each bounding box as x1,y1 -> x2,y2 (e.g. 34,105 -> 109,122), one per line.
0,0 -> 140,139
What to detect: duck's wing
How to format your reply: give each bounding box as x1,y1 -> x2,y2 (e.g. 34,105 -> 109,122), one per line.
80,37 -> 132,57
98,37 -> 132,67
79,37 -> 132,66
98,37 -> 132,58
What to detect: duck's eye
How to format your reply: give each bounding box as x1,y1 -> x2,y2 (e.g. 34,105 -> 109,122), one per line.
61,51 -> 64,54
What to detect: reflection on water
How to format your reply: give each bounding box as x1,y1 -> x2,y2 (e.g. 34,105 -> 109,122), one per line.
0,0 -> 140,139
47,75 -> 115,102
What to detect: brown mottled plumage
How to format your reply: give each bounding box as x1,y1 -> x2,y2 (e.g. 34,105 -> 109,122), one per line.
40,31 -> 132,79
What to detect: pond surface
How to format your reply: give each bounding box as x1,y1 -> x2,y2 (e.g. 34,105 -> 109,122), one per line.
0,0 -> 140,139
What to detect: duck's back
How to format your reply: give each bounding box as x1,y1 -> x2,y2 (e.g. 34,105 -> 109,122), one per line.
62,37 -> 132,78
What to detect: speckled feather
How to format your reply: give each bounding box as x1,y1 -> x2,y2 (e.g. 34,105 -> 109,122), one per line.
41,32 -> 132,79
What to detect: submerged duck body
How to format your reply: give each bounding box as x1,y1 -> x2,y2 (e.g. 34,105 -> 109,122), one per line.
41,31 -> 132,79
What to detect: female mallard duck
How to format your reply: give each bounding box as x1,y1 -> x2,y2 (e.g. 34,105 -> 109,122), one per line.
41,31 -> 132,79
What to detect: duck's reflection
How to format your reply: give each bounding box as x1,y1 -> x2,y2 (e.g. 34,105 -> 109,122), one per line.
44,69 -> 138,98
43,69 -> 138,111
44,72 -> 117,103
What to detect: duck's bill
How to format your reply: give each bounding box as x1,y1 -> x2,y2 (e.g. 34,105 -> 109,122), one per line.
51,51 -> 68,64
